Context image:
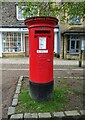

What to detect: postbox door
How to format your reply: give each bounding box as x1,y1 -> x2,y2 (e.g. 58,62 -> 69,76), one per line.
30,29 -> 54,84
36,35 -> 54,83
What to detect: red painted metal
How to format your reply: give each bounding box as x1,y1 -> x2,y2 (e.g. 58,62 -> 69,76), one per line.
25,17 -> 58,84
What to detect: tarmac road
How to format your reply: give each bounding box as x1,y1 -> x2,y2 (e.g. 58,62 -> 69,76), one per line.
0,58 -> 84,119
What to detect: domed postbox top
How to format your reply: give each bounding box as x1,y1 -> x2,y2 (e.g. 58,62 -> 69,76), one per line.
24,16 -> 58,28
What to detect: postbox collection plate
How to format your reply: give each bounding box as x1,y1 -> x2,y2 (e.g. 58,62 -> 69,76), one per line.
39,37 -> 46,49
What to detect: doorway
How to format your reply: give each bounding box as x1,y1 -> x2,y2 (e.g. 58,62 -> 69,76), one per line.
25,35 -> 29,57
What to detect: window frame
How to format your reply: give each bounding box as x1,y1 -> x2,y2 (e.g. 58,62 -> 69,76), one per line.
68,15 -> 81,25
16,5 -> 26,20
67,35 -> 80,54
2,32 -> 23,53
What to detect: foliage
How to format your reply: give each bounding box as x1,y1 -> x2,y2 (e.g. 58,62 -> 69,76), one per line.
18,1 -> 85,22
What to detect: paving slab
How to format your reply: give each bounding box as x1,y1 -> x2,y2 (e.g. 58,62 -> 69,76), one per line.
10,114 -> 23,119
15,86 -> 21,94
53,112 -> 65,119
65,110 -> 80,119
13,94 -> 19,99
8,107 -> 15,116
65,110 -> 80,116
38,113 -> 51,120
17,83 -> 21,86
12,98 -> 18,107
24,113 -> 38,120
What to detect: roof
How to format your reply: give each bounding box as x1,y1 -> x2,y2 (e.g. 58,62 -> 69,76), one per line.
62,27 -> 85,35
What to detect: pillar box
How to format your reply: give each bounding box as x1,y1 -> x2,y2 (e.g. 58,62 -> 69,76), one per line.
24,16 -> 58,101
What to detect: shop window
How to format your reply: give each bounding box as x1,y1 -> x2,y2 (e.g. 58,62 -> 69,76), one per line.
2,32 -> 23,52
67,35 -> 80,54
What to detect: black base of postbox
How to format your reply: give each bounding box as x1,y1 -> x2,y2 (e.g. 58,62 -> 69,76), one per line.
29,80 -> 54,101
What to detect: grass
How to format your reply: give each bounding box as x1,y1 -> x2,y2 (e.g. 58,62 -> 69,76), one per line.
15,82 -> 69,113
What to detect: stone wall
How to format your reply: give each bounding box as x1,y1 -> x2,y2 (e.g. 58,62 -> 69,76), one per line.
1,2 -> 24,26
2,52 -> 25,57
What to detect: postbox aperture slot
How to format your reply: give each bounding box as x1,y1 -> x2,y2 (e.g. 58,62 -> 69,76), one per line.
35,30 -> 50,34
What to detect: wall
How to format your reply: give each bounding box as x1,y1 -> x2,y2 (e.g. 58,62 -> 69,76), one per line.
1,2 -> 24,26
60,34 -> 85,60
0,32 -> 2,57
54,28 -> 60,55
2,52 -> 25,58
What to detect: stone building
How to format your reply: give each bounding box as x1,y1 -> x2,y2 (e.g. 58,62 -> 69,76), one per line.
61,27 -> 85,60
0,2 -> 84,59
59,15 -> 85,59
0,2 -> 60,57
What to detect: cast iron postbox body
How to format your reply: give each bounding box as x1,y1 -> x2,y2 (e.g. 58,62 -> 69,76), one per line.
25,17 -> 58,101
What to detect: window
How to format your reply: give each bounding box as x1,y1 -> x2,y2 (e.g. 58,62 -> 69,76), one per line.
16,6 -> 26,20
68,16 -> 81,25
16,5 -> 39,20
2,32 -> 23,52
67,35 -> 80,54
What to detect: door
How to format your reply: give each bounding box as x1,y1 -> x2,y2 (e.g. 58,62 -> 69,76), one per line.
25,36 -> 29,57
30,29 -> 54,83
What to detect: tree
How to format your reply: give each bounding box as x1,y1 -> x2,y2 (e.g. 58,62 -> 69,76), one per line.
18,1 -> 85,67
18,1 -> 85,22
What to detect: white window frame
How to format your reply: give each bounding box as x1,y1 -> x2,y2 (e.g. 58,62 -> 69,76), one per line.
2,32 -> 24,53
16,6 -> 26,20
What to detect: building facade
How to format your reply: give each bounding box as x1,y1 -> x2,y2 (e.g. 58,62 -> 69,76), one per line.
61,27 -> 85,60
0,2 -> 60,58
59,15 -> 85,59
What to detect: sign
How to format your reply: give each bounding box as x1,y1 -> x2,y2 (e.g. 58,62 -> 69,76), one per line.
37,50 -> 48,53
18,28 -> 28,31
0,28 -> 28,32
39,37 -> 46,49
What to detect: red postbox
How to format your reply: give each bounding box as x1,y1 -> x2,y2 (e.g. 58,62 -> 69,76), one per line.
25,17 -> 58,101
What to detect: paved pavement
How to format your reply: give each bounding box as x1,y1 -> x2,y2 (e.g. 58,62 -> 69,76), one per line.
0,57 -> 84,66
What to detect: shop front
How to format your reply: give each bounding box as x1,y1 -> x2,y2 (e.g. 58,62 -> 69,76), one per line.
0,26 -> 60,58
0,27 -> 28,57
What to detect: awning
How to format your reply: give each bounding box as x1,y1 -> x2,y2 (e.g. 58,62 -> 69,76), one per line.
61,27 -> 85,35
